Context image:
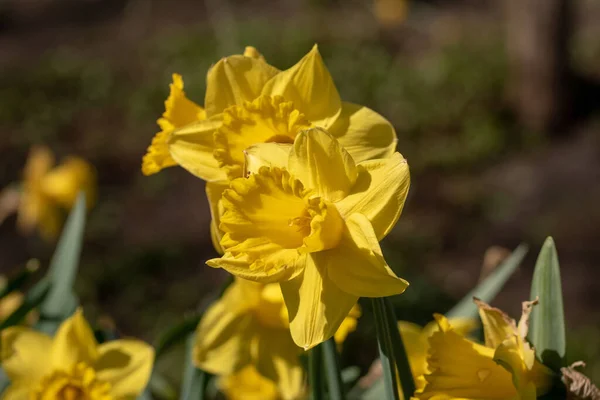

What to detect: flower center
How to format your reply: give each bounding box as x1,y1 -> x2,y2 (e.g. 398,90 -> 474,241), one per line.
213,95 -> 312,179
33,363 -> 112,400
219,167 -> 343,277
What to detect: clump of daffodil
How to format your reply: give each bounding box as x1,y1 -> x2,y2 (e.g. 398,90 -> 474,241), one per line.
17,146 -> 96,240
1,309 -> 154,399
194,278 -> 360,400
417,298 -> 553,399
142,45 -> 398,254
206,128 -> 409,349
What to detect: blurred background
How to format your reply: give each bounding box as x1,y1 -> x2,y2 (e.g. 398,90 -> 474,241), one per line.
0,0 -> 599,387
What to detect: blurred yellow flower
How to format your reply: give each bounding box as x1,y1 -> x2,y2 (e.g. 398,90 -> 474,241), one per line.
399,318 -> 477,391
195,278 -> 360,399
221,365 -> 281,400
194,278 -> 303,400
207,128 -> 409,349
1,309 -> 154,399
373,0 -> 408,28
142,45 -> 398,255
17,146 -> 96,240
417,300 -> 553,399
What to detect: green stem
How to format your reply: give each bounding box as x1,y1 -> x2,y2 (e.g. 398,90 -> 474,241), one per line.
383,297 -> 416,400
371,298 -> 400,400
322,338 -> 346,400
309,344 -> 325,400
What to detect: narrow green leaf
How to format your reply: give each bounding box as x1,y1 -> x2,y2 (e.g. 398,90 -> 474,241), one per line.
154,314 -> 202,360
447,244 -> 528,319
322,338 -> 345,400
309,343 -> 325,400
148,371 -> 177,399
0,279 -> 51,330
371,298 -> 400,400
529,237 -> 566,371
39,193 -> 87,330
0,260 -> 40,301
383,298 -> 415,399
181,334 -> 209,400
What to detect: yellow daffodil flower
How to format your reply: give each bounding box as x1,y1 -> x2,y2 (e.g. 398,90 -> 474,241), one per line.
142,45 -> 398,255
195,278 -> 360,400
417,299 -> 553,400
17,146 -> 96,240
194,278 -> 303,400
1,309 -> 154,399
220,365 -> 281,400
206,128 -> 409,349
399,318 -> 478,391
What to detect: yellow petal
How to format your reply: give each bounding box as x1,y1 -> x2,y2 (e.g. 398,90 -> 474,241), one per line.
494,337 -> 553,399
23,146 -> 54,184
397,322 -> 429,388
51,309 -> 98,369
168,115 -> 228,181
161,73 -> 206,128
142,73 -> 205,175
1,327 -> 52,382
194,282 -> 258,374
329,102 -> 398,163
253,327 -> 304,400
474,298 -> 518,349
418,315 -> 518,400
243,142 -> 292,176
336,153 -> 410,240
289,128 -> 357,202
220,365 -> 280,400
40,157 -> 96,209
421,318 -> 479,340
262,45 -> 342,128
205,55 -> 279,117
280,254 -> 359,349
1,383 -> 31,400
206,181 -> 229,255
324,213 -> 408,297
243,46 -> 266,61
95,339 -> 154,398
207,251 -> 305,284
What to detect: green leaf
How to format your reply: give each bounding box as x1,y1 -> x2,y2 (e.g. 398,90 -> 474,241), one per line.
322,338 -> 346,400
0,260 -> 40,301
180,334 -> 209,400
529,237 -> 566,371
384,299 -> 415,400
371,297 -> 401,400
154,314 -> 202,360
447,244 -> 528,319
0,279 -> 51,330
309,342 -> 325,400
38,193 -> 87,334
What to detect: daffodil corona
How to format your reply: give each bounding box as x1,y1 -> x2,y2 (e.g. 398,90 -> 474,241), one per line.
207,128 -> 410,349
417,299 -> 553,399
0,310 -> 153,400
